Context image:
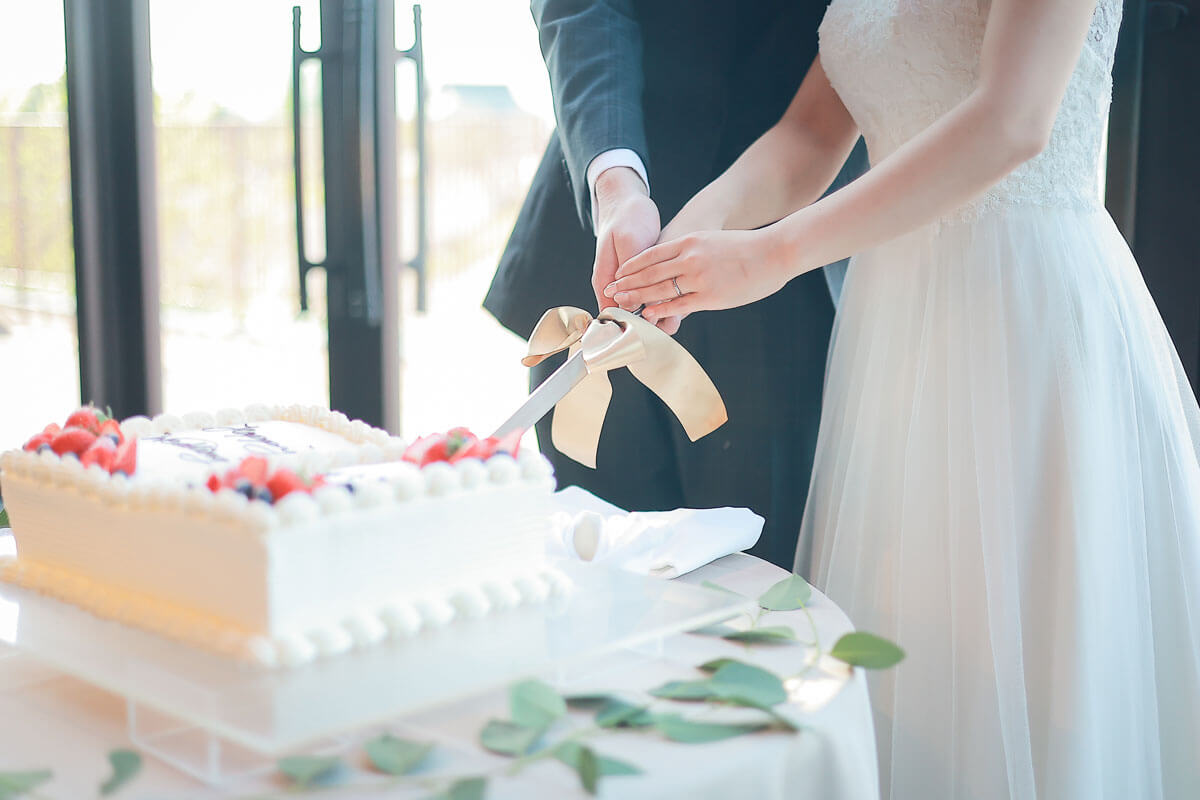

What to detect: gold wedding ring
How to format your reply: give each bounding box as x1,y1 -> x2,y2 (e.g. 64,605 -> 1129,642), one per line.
672,277 -> 684,297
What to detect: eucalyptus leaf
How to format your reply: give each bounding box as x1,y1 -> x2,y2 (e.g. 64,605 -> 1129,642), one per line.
757,574 -> 812,611
594,698 -> 654,729
830,632 -> 906,669
0,507 -> 9,529
577,745 -> 599,795
564,693 -> 613,708
0,769 -> 52,799
652,714 -> 768,743
509,678 -> 566,729
436,776 -> 486,800
698,658 -> 739,673
277,754 -> 342,787
479,719 -> 543,756
721,625 -> 798,645
708,661 -> 787,707
648,679 -> 717,701
365,734 -> 432,776
100,749 -> 141,796
553,742 -> 642,777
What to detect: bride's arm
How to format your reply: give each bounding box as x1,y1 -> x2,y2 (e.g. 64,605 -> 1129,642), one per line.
606,0 -> 1098,322
661,57 -> 859,238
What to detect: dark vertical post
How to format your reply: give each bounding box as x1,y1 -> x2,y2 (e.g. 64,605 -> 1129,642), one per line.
318,0 -> 397,429
376,1 -> 402,432
63,0 -> 162,418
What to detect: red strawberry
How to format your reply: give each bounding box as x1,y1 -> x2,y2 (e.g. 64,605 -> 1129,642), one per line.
491,429 -> 522,457
206,474 -> 222,492
65,408 -> 101,434
80,445 -> 115,472
98,418 -> 123,444
401,434 -> 440,464
422,429 -> 478,464
238,456 -> 270,486
23,432 -> 53,452
42,422 -> 62,437
112,439 -> 137,475
266,468 -> 307,501
50,428 -> 97,456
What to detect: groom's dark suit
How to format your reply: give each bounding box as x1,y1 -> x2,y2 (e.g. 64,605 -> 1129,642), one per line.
485,0 -> 866,570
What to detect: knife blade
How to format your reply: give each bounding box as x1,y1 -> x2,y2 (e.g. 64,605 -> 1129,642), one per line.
492,305 -> 646,438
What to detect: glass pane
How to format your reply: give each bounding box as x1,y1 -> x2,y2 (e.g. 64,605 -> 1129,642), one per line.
0,2 -> 79,448
395,1 -> 555,438
148,0 -> 328,414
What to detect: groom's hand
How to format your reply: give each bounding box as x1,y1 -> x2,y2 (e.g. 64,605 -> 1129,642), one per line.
592,167 -> 662,320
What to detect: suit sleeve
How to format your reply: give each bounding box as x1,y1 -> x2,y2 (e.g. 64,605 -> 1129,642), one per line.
531,0 -> 649,231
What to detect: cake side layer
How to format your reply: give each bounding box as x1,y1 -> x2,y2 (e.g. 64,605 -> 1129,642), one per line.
1,469 -> 273,631
266,483 -> 553,638
0,553 -> 572,668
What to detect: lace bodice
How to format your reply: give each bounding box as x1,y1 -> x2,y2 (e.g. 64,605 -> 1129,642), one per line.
819,0 -> 1122,222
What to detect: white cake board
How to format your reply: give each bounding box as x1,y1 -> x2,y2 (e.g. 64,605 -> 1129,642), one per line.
0,535 -> 753,786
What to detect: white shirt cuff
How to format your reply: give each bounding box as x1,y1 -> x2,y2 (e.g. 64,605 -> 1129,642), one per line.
586,148 -> 649,222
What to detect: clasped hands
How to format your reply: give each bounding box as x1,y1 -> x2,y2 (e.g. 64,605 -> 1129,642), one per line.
591,167 -> 790,333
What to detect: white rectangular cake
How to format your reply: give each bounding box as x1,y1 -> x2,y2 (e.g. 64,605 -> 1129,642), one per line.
0,406 -> 564,668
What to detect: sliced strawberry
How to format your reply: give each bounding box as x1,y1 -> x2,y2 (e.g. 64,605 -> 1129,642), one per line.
112,439 -> 137,475
98,418 -> 124,444
401,433 -> 441,464
22,432 -> 53,452
65,408 -> 101,434
205,474 -> 222,492
491,429 -> 523,457
266,468 -> 307,501
444,430 -> 479,463
453,437 -> 491,461
50,428 -> 97,456
80,445 -> 115,471
238,456 -> 270,486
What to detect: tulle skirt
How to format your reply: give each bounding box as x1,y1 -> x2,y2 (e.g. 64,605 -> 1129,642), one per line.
797,205 -> 1200,800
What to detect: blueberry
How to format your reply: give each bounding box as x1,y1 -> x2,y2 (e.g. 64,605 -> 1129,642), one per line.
37,444 -> 51,453
344,483 -> 357,494
234,479 -> 254,499
254,487 -> 274,505
104,434 -> 120,447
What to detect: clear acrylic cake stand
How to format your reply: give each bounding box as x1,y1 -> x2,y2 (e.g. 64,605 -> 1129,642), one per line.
0,541 -> 753,787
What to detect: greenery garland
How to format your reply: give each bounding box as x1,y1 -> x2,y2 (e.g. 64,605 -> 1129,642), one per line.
0,573 -> 903,798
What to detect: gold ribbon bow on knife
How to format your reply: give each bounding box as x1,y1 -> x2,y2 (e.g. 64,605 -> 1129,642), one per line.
498,306 -> 728,468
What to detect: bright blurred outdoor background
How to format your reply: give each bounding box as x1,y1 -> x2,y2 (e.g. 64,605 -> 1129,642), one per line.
0,0 -> 555,447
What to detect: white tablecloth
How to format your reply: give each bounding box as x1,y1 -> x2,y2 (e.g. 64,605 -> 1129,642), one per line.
0,553 -> 879,799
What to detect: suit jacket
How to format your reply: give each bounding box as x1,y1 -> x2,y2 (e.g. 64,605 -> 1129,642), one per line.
485,0 -> 868,570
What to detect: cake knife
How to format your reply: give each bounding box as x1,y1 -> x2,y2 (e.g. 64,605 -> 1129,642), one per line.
492,305 -> 646,438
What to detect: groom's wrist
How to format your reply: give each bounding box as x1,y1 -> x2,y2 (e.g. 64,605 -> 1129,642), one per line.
594,166 -> 649,224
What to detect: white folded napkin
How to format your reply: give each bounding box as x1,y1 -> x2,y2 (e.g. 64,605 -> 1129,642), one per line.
548,486 -> 764,578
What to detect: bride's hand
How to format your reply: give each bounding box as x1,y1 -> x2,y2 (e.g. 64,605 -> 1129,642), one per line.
603,229 -> 791,325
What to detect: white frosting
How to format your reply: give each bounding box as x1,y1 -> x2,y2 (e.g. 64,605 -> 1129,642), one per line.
0,406 -> 562,669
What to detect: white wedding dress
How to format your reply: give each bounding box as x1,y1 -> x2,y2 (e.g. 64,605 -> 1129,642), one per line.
802,1 -> 1200,798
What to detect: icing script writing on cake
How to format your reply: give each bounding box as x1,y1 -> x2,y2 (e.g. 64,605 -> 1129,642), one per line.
142,425 -> 298,465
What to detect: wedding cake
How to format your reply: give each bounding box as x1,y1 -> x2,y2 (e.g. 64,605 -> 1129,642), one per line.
0,405 -> 563,668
